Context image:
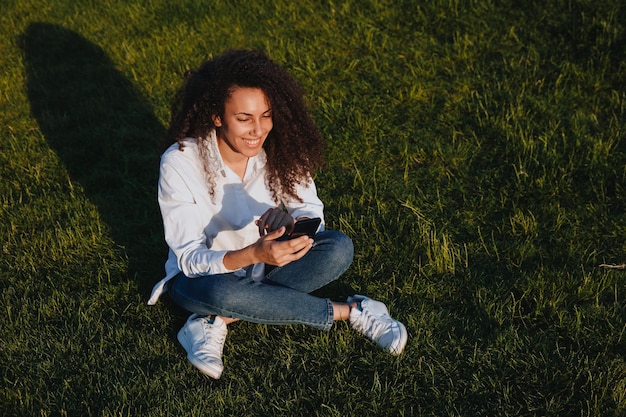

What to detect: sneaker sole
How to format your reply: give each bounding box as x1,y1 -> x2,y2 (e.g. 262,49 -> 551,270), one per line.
177,327 -> 223,379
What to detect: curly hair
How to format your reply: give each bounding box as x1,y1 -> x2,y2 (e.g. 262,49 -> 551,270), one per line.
164,49 -> 325,204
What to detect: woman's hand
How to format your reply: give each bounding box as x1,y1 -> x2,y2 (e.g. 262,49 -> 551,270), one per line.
224,211 -> 311,270
256,207 -> 295,237
252,227 -> 313,267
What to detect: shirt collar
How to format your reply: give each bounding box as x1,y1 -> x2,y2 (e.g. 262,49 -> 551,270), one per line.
206,129 -> 267,180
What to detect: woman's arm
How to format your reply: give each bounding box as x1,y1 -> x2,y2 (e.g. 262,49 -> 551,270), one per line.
222,227 -> 313,269
158,159 -> 236,277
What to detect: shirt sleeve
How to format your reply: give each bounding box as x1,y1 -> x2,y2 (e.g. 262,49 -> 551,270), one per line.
158,159 -> 237,277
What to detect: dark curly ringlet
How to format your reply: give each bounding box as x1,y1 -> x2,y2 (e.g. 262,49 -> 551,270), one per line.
164,49 -> 325,204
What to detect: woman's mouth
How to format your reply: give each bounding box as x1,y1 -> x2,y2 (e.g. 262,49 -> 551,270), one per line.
243,138 -> 262,147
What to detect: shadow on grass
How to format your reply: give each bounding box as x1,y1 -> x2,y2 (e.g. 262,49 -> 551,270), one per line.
20,22 -> 166,295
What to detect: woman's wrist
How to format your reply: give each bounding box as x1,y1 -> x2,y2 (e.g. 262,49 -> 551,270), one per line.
223,245 -> 257,271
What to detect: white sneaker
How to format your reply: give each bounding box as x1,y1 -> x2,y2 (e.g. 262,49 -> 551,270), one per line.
348,295 -> 407,355
177,314 -> 227,379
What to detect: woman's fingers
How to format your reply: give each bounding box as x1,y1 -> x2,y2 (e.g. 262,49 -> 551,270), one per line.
257,208 -> 294,235
257,208 -> 277,235
259,232 -> 313,266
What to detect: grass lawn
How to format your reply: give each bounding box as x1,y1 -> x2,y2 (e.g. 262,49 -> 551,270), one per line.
1,0 -> 625,416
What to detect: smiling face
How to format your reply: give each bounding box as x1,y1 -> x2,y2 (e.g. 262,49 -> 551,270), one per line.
213,87 -> 273,166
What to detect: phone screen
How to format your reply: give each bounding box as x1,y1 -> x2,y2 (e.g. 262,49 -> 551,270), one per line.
278,217 -> 321,241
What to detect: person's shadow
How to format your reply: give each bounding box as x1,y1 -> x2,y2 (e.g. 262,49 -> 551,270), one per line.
20,23 -> 166,292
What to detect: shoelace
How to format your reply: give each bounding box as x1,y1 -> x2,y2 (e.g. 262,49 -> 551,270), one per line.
201,318 -> 226,354
354,307 -> 387,340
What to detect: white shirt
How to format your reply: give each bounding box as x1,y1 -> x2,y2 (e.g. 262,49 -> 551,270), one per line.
147,131 -> 324,305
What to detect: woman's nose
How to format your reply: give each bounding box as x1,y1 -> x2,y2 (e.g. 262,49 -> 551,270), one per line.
251,119 -> 265,136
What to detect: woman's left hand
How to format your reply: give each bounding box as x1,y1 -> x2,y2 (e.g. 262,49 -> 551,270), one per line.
256,207 -> 295,236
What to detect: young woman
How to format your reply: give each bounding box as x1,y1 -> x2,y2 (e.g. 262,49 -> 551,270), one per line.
148,49 -> 407,379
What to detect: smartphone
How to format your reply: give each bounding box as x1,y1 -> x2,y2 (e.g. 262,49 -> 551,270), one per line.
277,217 -> 321,241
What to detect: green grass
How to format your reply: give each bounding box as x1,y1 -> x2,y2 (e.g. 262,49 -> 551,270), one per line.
1,0 -> 626,415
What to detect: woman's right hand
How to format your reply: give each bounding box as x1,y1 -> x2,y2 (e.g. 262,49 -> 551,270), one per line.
253,227 -> 313,267
223,226 -> 313,270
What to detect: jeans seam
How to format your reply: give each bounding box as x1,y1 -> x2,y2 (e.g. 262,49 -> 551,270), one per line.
324,298 -> 334,331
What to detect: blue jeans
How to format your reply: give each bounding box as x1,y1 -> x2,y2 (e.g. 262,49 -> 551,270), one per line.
168,230 -> 354,331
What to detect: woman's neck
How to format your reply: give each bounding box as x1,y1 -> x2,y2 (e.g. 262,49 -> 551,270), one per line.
217,137 -> 248,180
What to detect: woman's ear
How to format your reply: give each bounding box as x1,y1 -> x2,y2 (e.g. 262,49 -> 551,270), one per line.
212,115 -> 222,127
